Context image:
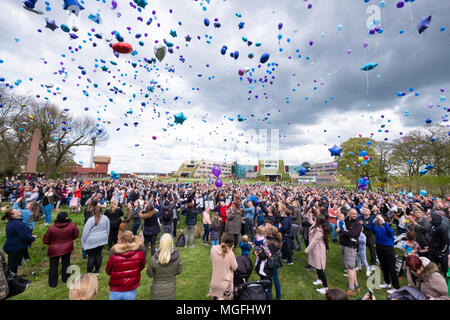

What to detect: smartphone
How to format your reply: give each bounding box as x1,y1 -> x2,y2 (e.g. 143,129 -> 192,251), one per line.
369,288 -> 374,300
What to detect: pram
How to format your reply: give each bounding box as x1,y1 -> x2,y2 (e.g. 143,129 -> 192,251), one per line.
234,280 -> 272,300
394,233 -> 407,273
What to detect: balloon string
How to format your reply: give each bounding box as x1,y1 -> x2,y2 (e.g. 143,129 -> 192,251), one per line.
366,72 -> 369,97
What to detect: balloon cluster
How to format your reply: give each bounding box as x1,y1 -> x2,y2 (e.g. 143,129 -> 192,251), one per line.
357,177 -> 370,190
357,149 -> 372,166
419,164 -> 434,175
212,165 -> 222,187
110,170 -> 120,180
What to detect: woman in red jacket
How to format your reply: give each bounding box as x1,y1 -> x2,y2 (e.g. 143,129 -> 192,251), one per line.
106,231 -> 146,300
42,212 -> 80,288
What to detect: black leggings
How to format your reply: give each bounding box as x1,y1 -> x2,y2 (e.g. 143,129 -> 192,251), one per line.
375,244 -> 400,289
316,269 -> 328,288
86,245 -> 104,273
7,248 -> 27,274
144,234 -> 158,258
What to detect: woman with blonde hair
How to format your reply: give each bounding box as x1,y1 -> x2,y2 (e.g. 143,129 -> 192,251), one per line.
147,233 -> 183,300
208,233 -> 238,300
68,273 -> 98,300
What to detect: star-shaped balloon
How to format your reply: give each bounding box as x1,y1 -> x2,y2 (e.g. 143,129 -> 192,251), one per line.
417,16 -> 431,34
328,145 -> 343,157
170,30 -> 177,37
45,19 -> 58,31
174,112 -> 187,124
185,34 -> 192,42
299,166 -> 308,176
133,0 -> 148,8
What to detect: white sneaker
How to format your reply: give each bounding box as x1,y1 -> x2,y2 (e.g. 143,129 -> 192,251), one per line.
379,283 -> 391,289
386,288 -> 396,295
316,287 -> 328,294
366,270 -> 371,277
356,266 -> 361,271
189,245 -> 194,248
343,273 -> 348,277
313,279 -> 323,286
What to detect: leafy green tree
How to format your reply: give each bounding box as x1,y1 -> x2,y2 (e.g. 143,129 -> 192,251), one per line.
336,137 -> 379,189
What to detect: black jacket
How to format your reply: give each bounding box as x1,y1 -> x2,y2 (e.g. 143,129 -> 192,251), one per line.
430,214 -> 449,255
339,217 -> 362,249
104,208 -> 123,228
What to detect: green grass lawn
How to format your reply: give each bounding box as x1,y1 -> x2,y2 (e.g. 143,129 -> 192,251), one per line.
0,203 -> 407,300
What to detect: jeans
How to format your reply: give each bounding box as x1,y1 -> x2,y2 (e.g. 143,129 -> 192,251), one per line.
356,246 -> 369,271
49,253 -> 71,287
86,245 -> 104,274
257,216 -> 265,227
211,239 -> 219,246
244,218 -> 254,241
186,225 -> 196,247
281,236 -> 294,263
329,222 -> 337,241
203,224 -> 210,242
55,200 -> 61,210
66,197 -> 71,206
109,288 -> 137,300
43,204 -> 52,224
161,223 -> 173,236
291,224 -> 302,249
265,267 -> 281,300
144,234 -> 158,258
133,222 -> 141,236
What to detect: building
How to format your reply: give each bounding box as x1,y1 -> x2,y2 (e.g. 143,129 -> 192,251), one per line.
255,160 -> 290,181
175,160 -> 232,178
61,156 -> 111,179
306,162 -> 338,177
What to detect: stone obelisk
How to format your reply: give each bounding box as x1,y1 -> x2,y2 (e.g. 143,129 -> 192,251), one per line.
25,128 -> 40,173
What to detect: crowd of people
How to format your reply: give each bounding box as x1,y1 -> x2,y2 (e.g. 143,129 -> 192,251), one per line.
0,175 -> 449,300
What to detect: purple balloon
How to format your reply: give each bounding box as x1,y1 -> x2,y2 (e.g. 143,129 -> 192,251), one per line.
212,165 -> 221,177
112,0 -> 117,9
215,178 -> 223,188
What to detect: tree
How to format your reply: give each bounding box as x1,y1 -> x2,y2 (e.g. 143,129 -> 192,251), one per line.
0,90 -> 109,177
336,137 -> 379,189
374,141 -> 393,189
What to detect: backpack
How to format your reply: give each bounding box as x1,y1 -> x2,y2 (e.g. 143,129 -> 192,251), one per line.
176,233 -> 186,247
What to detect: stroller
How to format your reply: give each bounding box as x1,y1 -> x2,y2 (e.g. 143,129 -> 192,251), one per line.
394,233 -> 407,273
234,280 -> 272,300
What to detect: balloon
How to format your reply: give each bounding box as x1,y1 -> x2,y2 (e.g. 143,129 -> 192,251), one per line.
337,24 -> 343,31
419,169 -> 428,175
220,46 -> 227,55
234,50 -> 239,59
174,112 -> 187,124
328,145 -> 343,157
278,22 -> 283,30
133,0 -> 148,8
204,18 -> 210,26
332,162 -> 338,168
238,22 -> 245,29
238,69 -> 244,76
396,1 -> 404,8
358,157 -> 364,162
215,178 -> 223,188
154,44 -> 166,61
260,53 -> 270,64
360,62 -> 378,71
112,42 -> 133,54
363,156 -> 369,160
425,118 -> 432,124
152,136 -> 157,140
299,166 -> 307,176
419,190 -> 427,196
212,165 -> 221,177
360,150 -> 367,157
111,1 -> 117,9
361,160 -> 368,166
417,16 -> 432,34
45,19 -> 58,31
63,0 -> 84,14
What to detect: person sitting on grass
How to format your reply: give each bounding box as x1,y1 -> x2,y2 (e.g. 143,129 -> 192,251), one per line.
325,288 -> 349,300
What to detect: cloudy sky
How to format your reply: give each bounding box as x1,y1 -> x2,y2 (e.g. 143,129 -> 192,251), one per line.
0,0 -> 448,173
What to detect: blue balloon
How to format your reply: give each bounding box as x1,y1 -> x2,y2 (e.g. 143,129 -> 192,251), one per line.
220,46 -> 227,55
234,50 -> 239,59
328,145 -> 343,157
419,190 -> 427,196
359,150 -> 367,157
204,18 -> 210,26
360,62 -> 378,71
260,53 -> 270,64
417,16 -> 431,34
63,0 -> 84,12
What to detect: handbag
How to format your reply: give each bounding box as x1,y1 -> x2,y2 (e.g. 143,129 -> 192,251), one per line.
5,271 -> 30,299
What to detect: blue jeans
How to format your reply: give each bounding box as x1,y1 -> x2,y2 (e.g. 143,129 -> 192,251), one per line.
203,224 -> 210,242
211,239 -> 219,246
329,223 -> 336,241
66,197 -> 71,206
133,223 -> 141,236
43,204 -> 52,224
265,267 -> 281,300
257,216 -> 265,226
109,288 -> 137,300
